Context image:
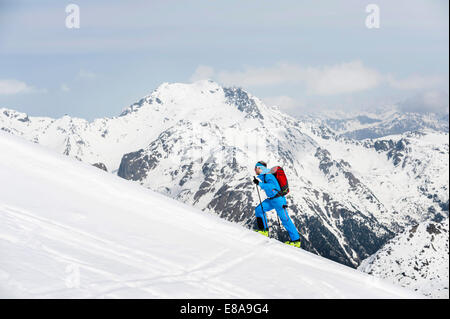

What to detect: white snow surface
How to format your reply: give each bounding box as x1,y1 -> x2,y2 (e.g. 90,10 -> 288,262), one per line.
359,219 -> 449,299
0,132 -> 421,298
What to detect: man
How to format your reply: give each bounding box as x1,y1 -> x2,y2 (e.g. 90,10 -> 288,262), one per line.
253,161 -> 301,247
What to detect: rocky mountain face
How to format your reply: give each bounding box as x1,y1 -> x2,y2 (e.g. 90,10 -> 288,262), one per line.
358,219 -> 449,299
1,81 -> 448,273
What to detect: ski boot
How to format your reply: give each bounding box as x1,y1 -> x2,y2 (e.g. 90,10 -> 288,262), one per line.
254,229 -> 269,237
284,240 -> 301,248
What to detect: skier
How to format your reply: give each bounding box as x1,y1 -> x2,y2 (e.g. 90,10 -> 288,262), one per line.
253,161 -> 301,248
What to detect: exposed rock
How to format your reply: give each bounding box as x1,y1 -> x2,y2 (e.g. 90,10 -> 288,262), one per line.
92,162 -> 108,172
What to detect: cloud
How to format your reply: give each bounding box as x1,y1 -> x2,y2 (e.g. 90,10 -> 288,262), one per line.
190,62 -> 448,101
386,74 -> 447,90
215,63 -> 298,87
0,79 -> 44,95
191,61 -> 383,95
262,95 -> 300,110
399,90 -> 449,114
303,61 -> 382,95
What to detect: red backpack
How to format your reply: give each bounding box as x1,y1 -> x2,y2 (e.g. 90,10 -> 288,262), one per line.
264,166 -> 289,198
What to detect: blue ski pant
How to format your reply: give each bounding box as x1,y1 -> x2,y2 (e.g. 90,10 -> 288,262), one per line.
255,196 -> 300,241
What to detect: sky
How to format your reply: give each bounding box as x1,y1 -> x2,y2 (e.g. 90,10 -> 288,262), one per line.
0,0 -> 448,121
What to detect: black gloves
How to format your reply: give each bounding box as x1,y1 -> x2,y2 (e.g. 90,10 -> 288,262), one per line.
253,177 -> 259,185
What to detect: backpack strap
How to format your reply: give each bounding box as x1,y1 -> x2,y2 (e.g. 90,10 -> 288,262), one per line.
268,192 -> 282,200
263,173 -> 282,200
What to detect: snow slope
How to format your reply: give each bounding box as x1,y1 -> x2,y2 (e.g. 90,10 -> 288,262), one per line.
359,219 -> 449,299
0,131 -> 421,298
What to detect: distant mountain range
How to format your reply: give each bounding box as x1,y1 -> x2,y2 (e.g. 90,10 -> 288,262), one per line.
299,108 -> 448,140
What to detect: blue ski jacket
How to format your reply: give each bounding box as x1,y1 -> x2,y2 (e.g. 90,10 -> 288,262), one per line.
256,168 -> 281,199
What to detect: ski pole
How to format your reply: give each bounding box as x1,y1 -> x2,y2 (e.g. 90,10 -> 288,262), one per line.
254,176 -> 269,238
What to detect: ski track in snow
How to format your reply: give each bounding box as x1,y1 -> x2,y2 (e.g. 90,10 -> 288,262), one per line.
1,204 -> 261,298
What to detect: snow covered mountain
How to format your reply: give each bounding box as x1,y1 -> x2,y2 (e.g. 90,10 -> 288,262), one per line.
302,126 -> 449,231
0,131 -> 422,298
359,219 -> 449,299
1,81 -> 448,274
